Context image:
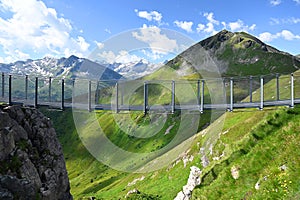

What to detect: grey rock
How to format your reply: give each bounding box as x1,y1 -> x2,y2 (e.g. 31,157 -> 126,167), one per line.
174,166 -> 202,200
0,106 -> 72,200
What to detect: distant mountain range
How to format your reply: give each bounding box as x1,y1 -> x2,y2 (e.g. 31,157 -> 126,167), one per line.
99,58 -> 164,79
1,30 -> 299,81
0,55 -> 123,80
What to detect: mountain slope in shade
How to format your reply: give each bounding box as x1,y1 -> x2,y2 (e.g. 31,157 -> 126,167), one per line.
0,55 -> 123,80
164,30 -> 300,78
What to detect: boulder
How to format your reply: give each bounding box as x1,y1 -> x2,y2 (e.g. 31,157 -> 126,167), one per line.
0,105 -> 72,200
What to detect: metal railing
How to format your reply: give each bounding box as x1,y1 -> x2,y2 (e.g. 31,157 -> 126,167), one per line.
0,72 -> 299,113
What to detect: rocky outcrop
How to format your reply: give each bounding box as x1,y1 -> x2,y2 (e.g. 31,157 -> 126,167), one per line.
0,105 -> 72,200
174,166 -> 202,200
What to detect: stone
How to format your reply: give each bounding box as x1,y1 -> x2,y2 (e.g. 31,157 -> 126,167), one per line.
279,164 -> 288,171
231,165 -> 240,180
125,188 -> 140,198
175,166 -> 202,200
0,106 -> 72,200
255,180 -> 260,190
0,129 -> 15,161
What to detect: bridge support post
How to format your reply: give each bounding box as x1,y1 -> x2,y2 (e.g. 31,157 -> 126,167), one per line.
276,73 -> 280,101
249,76 -> 253,103
72,78 -> 75,102
115,82 -> 119,113
290,73 -> 294,108
120,83 -> 124,106
197,80 -> 200,106
25,75 -> 28,100
260,76 -> 264,110
200,80 -> 204,113
88,80 -> 92,112
1,72 -> 4,98
144,81 -> 148,114
61,79 -> 64,110
8,75 -> 12,106
230,78 -> 233,112
35,77 -> 38,108
171,80 -> 175,114
48,77 -> 52,102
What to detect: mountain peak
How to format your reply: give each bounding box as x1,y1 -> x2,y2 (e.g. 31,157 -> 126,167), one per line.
199,30 -> 280,54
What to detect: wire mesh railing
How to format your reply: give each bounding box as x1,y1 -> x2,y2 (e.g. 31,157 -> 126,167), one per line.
0,72 -> 299,113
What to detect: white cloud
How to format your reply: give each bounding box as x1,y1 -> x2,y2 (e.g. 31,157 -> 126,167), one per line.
204,12 -> 219,25
293,0 -> 300,4
259,30 -> 300,42
97,50 -> 116,64
174,20 -> 193,33
196,12 -> 219,35
116,50 -> 141,63
135,9 -> 162,23
95,41 -> 104,49
196,24 -> 205,32
228,19 -> 256,32
258,32 -> 278,42
0,0 -> 90,63
195,12 -> 256,36
104,28 -> 111,34
270,17 -> 300,25
132,24 -> 178,58
270,0 -> 282,6
280,30 -> 300,40
96,50 -> 142,64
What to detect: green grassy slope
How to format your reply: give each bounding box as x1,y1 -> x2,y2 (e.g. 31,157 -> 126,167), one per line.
42,105 -> 300,200
41,68 -> 300,199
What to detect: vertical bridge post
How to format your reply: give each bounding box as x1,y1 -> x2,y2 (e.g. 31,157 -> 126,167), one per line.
171,80 -> 175,114
1,72 -> 4,98
48,77 -> 52,102
88,80 -> 91,112
25,75 -> 28,100
61,79 -> 64,110
290,73 -> 294,108
260,76 -> 264,110
115,82 -> 119,113
230,78 -> 233,112
35,77 -> 38,108
8,75 -> 12,106
249,76 -> 253,103
200,80 -> 204,113
276,73 -> 280,101
144,81 -> 148,114
197,80 -> 200,106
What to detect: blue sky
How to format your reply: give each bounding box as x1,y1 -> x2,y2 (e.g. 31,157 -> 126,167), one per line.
0,0 -> 300,63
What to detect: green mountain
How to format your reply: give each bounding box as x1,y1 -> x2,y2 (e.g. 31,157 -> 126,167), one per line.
40,69 -> 300,199
41,77 -> 300,199
163,30 -> 299,78
38,31 -> 300,199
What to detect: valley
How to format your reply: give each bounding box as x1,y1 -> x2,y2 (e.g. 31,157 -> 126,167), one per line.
1,30 -> 300,199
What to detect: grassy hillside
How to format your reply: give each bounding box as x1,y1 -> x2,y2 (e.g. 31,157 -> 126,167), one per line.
42,104 -> 300,200
41,68 -> 300,199
38,31 -> 300,199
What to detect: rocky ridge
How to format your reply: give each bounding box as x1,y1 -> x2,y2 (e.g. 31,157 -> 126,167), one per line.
0,105 -> 72,200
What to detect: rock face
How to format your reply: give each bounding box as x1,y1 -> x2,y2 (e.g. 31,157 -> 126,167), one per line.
0,105 -> 72,200
174,166 -> 202,200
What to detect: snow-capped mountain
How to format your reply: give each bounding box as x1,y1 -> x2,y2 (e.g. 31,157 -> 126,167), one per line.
0,55 -> 123,80
101,59 -> 164,79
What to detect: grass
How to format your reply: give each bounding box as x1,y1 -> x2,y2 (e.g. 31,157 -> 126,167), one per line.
39,69 -> 300,199
42,102 -> 300,200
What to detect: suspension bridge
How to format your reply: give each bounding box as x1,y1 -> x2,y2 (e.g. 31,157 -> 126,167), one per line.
0,72 -> 299,113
